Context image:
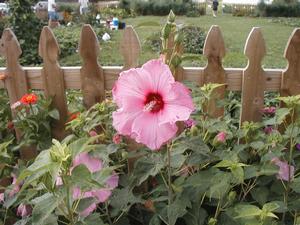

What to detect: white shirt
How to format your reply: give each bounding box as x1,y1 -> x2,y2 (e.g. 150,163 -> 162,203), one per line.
48,0 -> 56,11
79,0 -> 88,8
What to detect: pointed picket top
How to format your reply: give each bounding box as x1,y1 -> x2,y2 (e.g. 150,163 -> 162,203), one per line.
120,26 -> 141,70
0,28 -> 27,104
0,28 -> 22,61
244,27 -> 266,64
79,24 -> 100,59
281,28 -> 300,96
203,25 -> 226,60
240,27 -> 266,124
79,24 -> 105,108
39,26 -> 60,62
203,25 -> 226,118
38,26 -> 68,140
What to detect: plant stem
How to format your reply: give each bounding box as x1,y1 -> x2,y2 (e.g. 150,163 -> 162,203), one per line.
105,202 -> 113,225
283,108 -> 295,222
167,142 -> 173,225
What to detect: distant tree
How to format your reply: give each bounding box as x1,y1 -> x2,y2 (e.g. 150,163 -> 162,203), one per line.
9,0 -> 45,65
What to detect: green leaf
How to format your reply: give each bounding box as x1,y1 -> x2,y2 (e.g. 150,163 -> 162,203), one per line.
262,202 -> 279,212
183,205 -> 207,225
214,160 -> 234,168
234,204 -> 261,219
250,187 -> 269,206
83,213 -> 106,225
131,153 -> 165,186
110,188 -> 142,216
167,199 -> 188,225
231,166 -> 244,184
250,141 -> 265,151
48,109 -> 60,120
69,137 -> 97,159
77,197 -> 96,213
32,193 -> 62,225
291,177 -> 300,193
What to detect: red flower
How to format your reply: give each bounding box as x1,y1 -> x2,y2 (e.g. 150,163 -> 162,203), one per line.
20,93 -> 38,105
67,112 -> 80,122
7,121 -> 14,130
113,134 -> 122,144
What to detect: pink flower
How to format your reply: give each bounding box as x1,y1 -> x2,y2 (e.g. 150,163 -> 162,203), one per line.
0,193 -> 4,203
112,59 -> 194,150
271,157 -> 295,181
89,130 -> 98,137
17,204 -> 32,217
216,132 -> 226,143
264,126 -> 273,134
72,152 -> 103,173
113,134 -> 122,144
9,174 -> 21,197
11,101 -> 22,110
56,176 -> 63,186
184,118 -> 196,128
262,106 -> 276,116
72,152 -> 119,217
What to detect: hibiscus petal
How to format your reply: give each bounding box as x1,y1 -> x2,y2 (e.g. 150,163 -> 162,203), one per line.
113,68 -> 152,107
131,113 -> 178,150
92,189 -> 112,202
72,152 -> 102,173
112,110 -> 142,136
159,82 -> 195,125
141,59 -> 175,94
80,203 -> 97,217
106,173 -> 119,189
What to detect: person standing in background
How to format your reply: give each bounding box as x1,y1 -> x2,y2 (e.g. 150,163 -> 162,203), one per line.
212,0 -> 219,17
48,0 -> 58,24
79,0 -> 89,15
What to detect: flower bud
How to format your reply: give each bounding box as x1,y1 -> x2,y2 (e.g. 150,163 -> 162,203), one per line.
167,10 -> 176,23
208,218 -> 217,225
190,125 -> 198,136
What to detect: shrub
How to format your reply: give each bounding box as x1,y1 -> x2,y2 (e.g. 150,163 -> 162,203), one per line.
131,0 -> 200,16
145,25 -> 206,55
100,7 -> 135,19
0,16 -> 9,37
53,25 -> 111,59
9,0 -> 46,66
258,0 -> 300,17
182,26 -> 206,54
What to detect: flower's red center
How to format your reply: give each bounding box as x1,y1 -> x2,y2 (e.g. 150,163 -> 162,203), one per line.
144,93 -> 164,113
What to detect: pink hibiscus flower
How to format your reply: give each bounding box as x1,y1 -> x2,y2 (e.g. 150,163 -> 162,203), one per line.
9,174 -> 21,197
0,193 -> 4,203
271,157 -> 294,181
72,152 -> 119,217
216,132 -> 227,143
17,204 -> 32,217
112,59 -> 194,150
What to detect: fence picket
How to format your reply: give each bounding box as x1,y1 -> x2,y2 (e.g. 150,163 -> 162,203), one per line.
240,27 -> 266,125
203,25 -> 226,117
39,26 -> 68,140
120,26 -> 141,70
0,29 -> 28,106
79,24 -> 105,108
281,28 -> 300,97
0,29 -> 37,160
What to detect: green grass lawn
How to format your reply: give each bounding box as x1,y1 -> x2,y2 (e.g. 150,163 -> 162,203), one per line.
58,14 -> 296,68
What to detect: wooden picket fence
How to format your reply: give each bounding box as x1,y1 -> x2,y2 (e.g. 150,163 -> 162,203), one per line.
0,24 -> 300,142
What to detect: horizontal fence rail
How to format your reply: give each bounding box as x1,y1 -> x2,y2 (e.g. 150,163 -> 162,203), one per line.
0,66 -> 283,91
0,24 -> 299,141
